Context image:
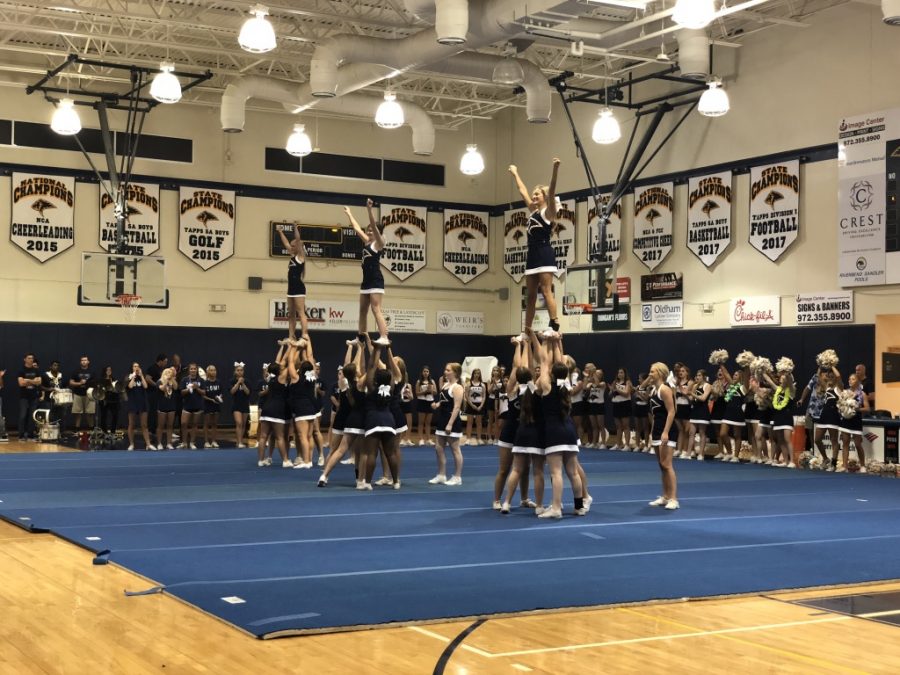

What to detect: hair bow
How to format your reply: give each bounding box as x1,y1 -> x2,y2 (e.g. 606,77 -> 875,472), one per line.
305,370 -> 317,382
556,378 -> 571,389
263,363 -> 270,369
378,384 -> 392,397
234,361 -> 245,368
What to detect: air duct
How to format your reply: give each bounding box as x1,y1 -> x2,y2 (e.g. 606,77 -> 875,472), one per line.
883,0 -> 900,25
676,28 -> 709,79
436,0 -> 469,44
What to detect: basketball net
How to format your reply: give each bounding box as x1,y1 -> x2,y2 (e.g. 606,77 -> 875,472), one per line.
115,294 -> 142,322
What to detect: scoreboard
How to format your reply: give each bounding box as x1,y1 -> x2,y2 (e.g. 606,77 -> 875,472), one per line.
270,221 -> 363,261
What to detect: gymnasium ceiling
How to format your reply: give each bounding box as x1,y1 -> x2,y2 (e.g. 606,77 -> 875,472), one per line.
0,0 -> 858,129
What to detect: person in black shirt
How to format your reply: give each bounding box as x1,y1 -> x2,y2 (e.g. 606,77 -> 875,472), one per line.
69,355 -> 96,431
17,353 -> 42,441
40,359 -> 66,431
855,364 -> 875,410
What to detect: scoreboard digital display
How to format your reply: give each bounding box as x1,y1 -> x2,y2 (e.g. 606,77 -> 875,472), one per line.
270,221 -> 363,261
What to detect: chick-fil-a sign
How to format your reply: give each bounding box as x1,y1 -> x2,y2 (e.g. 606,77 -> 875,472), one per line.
729,296 -> 781,326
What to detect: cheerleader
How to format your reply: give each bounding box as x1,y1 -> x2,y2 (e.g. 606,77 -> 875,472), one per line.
382,344 -> 408,482
837,371 -> 869,472
646,363 -> 679,510
673,364 -> 692,458
688,369 -> 712,461
287,338 -> 320,469
584,365 -> 607,449
415,366 -> 436,446
328,366 -> 343,453
257,343 -> 292,468
814,366 -> 842,471
709,369 -> 728,459
464,368 -> 486,445
530,331 -> 584,519
126,362 -> 155,451
486,366 -> 503,444
318,341 -> 366,486
202,364 -> 223,449
179,363 -> 206,450
764,367 -> 796,467
508,159 -> 562,335
398,366 -> 415,447
276,223 -> 309,341
344,199 -> 390,346
718,365 -> 747,463
358,342 -> 402,490
610,368 -> 634,451
565,358 -> 588,445
98,365 -> 121,434
743,375 -> 762,463
752,378 -> 774,465
497,336 -> 536,512
633,373 -> 651,452
429,363 -> 465,486
230,362 -> 251,448
311,362 -> 328,466
156,367 -> 177,450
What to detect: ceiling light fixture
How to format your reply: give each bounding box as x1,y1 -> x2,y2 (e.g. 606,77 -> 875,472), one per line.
592,107 -> 621,144
460,117 -> 484,175
375,91 -> 404,129
149,61 -> 182,104
50,97 -> 81,135
697,78 -> 730,117
285,123 -> 312,157
239,4 -> 277,53
672,0 -> 717,30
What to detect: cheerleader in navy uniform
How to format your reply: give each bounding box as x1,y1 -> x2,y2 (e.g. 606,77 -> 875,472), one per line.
764,364 -> 796,467
672,364 -> 692,458
287,338 -> 319,469
633,373 -> 651,452
718,364 -> 747,463
709,370 -> 728,459
179,363 -> 206,450
398,363 -> 415,447
497,336 -> 536,512
311,362 -> 327,466
202,364 -> 223,449
584,365 -> 606,448
126,362 -> 155,451
344,199 -> 390,346
508,159 -> 562,335
156,367 -> 177,450
276,224 -> 309,341
257,343 -> 292,468
464,369 -> 486,445
357,342 -> 403,490
610,368 -> 634,451
415,366 -> 436,446
530,331 -> 584,519
688,369 -> 712,461
646,363 -> 679,509
318,340 -> 367,486
837,371 -> 869,472
230,362 -> 251,448
486,366 -> 503,444
429,363 -> 465,485
814,366 -> 842,471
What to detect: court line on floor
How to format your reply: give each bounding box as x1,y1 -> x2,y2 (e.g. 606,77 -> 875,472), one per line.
109,506 -> 900,553
128,532 -> 900,587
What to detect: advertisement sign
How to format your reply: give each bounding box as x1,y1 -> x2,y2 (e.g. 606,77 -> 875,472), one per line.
380,203 -> 427,280
179,187 -> 235,270
592,305 -> 630,331
687,171 -> 732,267
99,182 -> 160,255
729,295 -> 781,326
640,272 -> 683,301
794,291 -> 854,325
10,172 -> 75,263
640,301 -> 683,329
443,209 -> 489,284
748,160 -> 800,262
270,299 -> 425,333
633,182 -> 674,271
436,310 -> 485,335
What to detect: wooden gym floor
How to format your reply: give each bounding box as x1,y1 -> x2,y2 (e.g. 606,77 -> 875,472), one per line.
2,441 -> 899,674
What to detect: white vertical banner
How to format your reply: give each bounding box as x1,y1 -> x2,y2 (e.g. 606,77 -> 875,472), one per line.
443,209 -> 489,284
748,160 -> 800,262
552,198 -> 576,277
587,194 -> 622,262
686,171 -> 732,267
10,172 -> 75,263
379,203 -> 427,281
99,182 -> 160,255
503,207 -> 529,282
633,182 -> 673,271
178,187 -> 236,270
837,110 -> 891,286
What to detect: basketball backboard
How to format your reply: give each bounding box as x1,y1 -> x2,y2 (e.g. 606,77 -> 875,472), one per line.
563,262 -> 614,315
78,251 -> 168,308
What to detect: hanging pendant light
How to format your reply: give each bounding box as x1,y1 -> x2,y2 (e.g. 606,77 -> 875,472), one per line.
673,0 -> 717,30
492,56 -> 525,86
698,79 -> 729,117
375,91 -> 404,129
150,62 -> 182,104
239,4 -> 277,53
592,107 -> 621,144
460,144 -> 485,176
285,123 -> 312,157
51,97 -> 81,135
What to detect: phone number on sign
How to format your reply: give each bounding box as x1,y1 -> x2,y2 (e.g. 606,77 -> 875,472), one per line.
797,312 -> 852,324
843,133 -> 880,146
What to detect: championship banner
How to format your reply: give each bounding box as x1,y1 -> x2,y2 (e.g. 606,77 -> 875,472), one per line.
749,160 -> 800,262
99,182 -> 160,255
443,209 -> 489,284
633,182 -> 673,271
837,110 -> 893,286
687,172 -> 732,267
587,195 -> 622,263
379,203 -> 427,281
503,207 -> 529,282
10,172 -> 75,263
552,198 -> 576,277
179,187 -> 235,270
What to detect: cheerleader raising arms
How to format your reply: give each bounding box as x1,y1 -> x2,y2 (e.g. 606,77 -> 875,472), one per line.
509,159 -> 562,334
345,200 -> 390,346
763,369 -> 796,467
498,335 -> 536,512
277,224 -> 309,340
287,337 -> 319,469
257,342 -> 292,468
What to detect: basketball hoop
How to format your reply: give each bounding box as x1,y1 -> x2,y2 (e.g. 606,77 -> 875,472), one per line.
115,293 -> 142,322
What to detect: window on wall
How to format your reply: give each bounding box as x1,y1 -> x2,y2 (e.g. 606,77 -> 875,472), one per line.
0,119 -> 11,145
265,147 -> 445,186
